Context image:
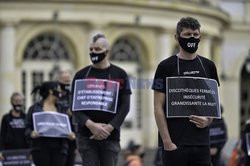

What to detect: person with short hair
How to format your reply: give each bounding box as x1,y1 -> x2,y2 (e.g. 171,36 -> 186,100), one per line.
71,33 -> 131,166
152,17 -> 220,166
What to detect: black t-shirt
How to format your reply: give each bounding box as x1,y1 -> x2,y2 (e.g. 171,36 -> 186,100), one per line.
0,111 -> 28,150
57,92 -> 70,113
71,64 -> 131,141
152,55 -> 219,146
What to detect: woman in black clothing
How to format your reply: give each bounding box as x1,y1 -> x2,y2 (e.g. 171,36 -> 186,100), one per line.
25,81 -> 75,166
0,92 -> 28,161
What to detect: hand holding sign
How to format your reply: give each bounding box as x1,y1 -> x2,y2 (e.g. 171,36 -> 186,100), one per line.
33,112 -> 72,138
189,115 -> 212,128
31,131 -> 40,139
0,153 -> 4,161
166,77 -> 220,118
67,132 -> 76,141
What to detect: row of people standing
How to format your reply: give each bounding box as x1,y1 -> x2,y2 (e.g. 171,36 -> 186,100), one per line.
0,33 -> 132,166
0,16 -> 234,166
0,71 -> 77,166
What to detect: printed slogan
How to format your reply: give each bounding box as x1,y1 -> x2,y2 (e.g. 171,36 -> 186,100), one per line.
166,77 -> 220,118
72,79 -> 119,114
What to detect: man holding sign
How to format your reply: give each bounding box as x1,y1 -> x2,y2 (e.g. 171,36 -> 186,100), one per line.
71,33 -> 131,166
152,17 -> 220,166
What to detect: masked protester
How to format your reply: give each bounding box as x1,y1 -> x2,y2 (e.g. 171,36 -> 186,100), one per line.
25,81 -> 75,166
71,33 -> 131,166
57,70 -> 77,166
0,92 -> 28,161
152,17 -> 220,166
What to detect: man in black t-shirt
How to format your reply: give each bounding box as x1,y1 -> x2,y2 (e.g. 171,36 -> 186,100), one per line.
152,17 -> 220,166
71,33 -> 131,166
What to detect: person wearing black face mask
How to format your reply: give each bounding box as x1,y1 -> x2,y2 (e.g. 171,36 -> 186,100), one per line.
0,92 -> 28,161
57,70 -> 77,166
25,81 -> 75,166
152,17 -> 220,166
71,33 -> 131,166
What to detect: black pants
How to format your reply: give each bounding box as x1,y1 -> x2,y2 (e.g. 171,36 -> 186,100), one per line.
32,148 -> 66,166
211,150 -> 222,166
162,145 -> 211,166
65,141 -> 77,166
76,135 -> 121,166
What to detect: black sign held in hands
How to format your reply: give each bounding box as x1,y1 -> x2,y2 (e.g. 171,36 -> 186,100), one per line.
72,79 -> 119,114
166,77 -> 220,118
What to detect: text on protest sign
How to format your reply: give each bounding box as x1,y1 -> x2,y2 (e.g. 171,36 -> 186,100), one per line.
2,149 -> 31,166
33,112 -> 71,138
209,119 -> 227,144
72,79 -> 119,114
166,77 -> 220,118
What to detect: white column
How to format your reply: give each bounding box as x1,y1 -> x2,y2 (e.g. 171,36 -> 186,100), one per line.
246,1 -> 250,24
201,36 -> 212,59
212,38 -> 223,76
220,78 -> 240,140
157,30 -> 172,62
142,70 -> 158,148
0,22 -> 16,118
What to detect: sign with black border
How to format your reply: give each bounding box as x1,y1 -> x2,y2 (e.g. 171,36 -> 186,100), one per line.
166,77 -> 220,118
33,112 -> 72,138
72,79 -> 119,114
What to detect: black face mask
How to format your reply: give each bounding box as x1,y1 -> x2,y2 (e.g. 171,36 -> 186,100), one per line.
52,90 -> 62,98
12,104 -> 23,113
60,83 -> 70,92
178,36 -> 200,54
90,52 -> 106,64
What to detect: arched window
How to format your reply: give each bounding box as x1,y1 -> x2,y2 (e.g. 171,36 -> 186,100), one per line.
23,33 -> 70,60
22,33 -> 73,107
110,38 -> 139,62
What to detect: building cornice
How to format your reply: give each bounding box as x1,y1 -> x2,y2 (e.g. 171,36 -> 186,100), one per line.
0,0 -> 230,25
